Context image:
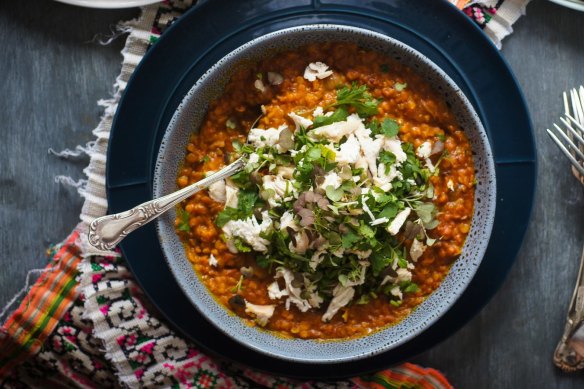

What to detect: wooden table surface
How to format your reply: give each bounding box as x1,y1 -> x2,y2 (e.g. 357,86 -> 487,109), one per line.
1,1 -> 583,387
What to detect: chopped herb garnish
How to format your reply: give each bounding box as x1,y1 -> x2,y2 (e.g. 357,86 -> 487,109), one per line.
231,275 -> 245,293
312,106 -> 349,128
403,282 -> 420,293
215,190 -> 258,227
226,118 -> 237,129
177,207 -> 191,232
211,81 -> 440,321
381,118 -> 400,137
394,82 -> 407,91
329,83 -> 379,117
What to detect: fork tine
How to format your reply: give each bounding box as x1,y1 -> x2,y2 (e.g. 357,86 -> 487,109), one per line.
560,116 -> 584,146
552,123 -> 584,161
572,88 -> 584,125
547,128 -> 584,177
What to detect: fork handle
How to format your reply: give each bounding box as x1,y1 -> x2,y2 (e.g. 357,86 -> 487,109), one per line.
87,157 -> 245,252
554,244 -> 584,371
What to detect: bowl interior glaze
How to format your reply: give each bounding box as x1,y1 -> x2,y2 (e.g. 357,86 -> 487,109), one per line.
153,25 -> 496,363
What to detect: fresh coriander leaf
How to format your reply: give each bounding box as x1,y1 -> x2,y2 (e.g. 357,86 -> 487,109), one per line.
293,161 -> 314,184
340,181 -> 354,194
230,170 -> 252,189
370,245 -> 400,275
368,119 -> 380,134
331,83 -> 379,117
397,257 -> 408,269
394,82 -> 407,92
381,118 -> 400,137
234,238 -> 252,253
215,190 -> 258,227
215,207 -> 239,228
341,231 -> 360,249
238,190 -> 259,214
378,151 -> 397,173
378,203 -> 398,219
256,255 -> 271,269
306,146 -> 322,161
403,282 -> 419,293
312,106 -> 349,128
437,133 -> 446,142
390,300 -> 402,307
358,222 -> 375,240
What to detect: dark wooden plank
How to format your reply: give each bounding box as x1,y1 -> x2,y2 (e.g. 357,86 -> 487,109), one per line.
0,1 -> 138,311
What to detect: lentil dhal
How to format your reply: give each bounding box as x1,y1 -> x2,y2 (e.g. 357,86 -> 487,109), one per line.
175,43 -> 475,340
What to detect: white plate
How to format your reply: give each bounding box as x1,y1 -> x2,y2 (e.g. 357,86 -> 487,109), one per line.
54,0 -> 161,8
548,0 -> 584,11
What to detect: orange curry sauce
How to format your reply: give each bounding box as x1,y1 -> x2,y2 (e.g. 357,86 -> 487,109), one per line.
175,43 -> 475,340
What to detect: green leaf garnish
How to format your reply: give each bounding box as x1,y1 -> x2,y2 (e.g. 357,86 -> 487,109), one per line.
177,207 -> 191,232
312,106 -> 349,128
325,185 -> 344,202
381,118 -> 400,137
394,82 -> 407,91
215,190 -> 258,227
329,83 -> 379,117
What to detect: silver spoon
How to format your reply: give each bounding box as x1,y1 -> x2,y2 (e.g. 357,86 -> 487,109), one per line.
87,157 -> 246,251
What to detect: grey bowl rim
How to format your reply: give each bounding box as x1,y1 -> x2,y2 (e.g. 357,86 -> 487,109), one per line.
152,24 -> 497,363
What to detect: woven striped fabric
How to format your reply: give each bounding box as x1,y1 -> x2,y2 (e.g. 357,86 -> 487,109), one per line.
0,237 -> 453,388
0,232 -> 81,379
0,232 -> 452,389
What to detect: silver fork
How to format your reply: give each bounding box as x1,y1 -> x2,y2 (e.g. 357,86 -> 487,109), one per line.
549,86 -> 584,372
547,86 -> 584,184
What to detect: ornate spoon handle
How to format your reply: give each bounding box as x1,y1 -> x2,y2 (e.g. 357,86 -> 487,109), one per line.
88,157 -> 246,251
554,244 -> 584,372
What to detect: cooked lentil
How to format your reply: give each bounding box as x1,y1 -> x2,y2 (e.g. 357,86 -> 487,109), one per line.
175,42 -> 475,340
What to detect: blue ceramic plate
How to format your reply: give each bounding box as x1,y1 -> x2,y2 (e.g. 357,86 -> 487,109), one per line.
153,24 -> 497,363
107,0 -> 535,378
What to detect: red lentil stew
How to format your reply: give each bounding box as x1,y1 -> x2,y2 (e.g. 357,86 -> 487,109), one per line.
174,43 -> 475,340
